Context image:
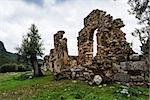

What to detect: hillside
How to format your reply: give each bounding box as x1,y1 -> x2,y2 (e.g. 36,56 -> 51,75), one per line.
0,41 -> 17,66
0,41 -> 6,52
0,41 -> 43,66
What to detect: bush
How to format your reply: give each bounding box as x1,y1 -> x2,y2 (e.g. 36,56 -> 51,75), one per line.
0,63 -> 31,73
14,72 -> 33,80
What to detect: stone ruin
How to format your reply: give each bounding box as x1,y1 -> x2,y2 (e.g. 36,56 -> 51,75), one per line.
43,9 -> 150,86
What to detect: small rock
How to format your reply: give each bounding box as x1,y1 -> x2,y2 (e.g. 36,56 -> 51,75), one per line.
83,72 -> 89,75
72,80 -> 77,83
89,81 -> 93,85
103,84 -> 107,87
72,72 -> 76,79
93,75 -> 102,85
110,86 -> 115,89
126,83 -> 130,86
98,85 -> 102,88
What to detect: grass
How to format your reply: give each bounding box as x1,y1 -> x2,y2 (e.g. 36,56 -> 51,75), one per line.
0,72 -> 149,100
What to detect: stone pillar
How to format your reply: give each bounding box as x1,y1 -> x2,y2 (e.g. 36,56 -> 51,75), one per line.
49,31 -> 70,74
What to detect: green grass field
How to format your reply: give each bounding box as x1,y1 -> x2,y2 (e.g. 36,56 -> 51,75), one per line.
0,72 -> 149,100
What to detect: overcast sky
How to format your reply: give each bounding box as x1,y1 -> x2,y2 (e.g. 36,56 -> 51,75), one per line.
0,0 -> 142,56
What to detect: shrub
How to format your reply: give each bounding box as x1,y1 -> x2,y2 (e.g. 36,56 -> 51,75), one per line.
0,63 -> 31,73
14,72 -> 33,80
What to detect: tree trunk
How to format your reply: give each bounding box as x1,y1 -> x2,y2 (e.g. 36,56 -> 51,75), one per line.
31,53 -> 43,77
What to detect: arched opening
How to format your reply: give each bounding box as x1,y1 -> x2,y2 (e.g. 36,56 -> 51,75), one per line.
93,29 -> 98,57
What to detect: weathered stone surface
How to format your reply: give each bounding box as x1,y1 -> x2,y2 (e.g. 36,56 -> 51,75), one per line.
129,54 -> 140,61
47,31 -> 79,74
145,72 -> 150,83
78,9 -> 133,71
114,73 -> 130,83
130,76 -> 144,82
68,56 -> 78,66
93,75 -> 102,85
131,61 -> 147,71
50,31 -> 70,73
54,66 -> 94,81
120,62 -> 130,70
120,61 -> 147,71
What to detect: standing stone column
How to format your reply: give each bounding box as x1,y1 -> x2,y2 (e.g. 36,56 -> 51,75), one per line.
49,31 -> 70,74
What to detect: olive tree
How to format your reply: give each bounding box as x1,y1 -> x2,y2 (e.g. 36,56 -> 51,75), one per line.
16,24 -> 44,76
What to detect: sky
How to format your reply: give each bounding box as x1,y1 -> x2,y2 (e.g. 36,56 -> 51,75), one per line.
0,0 -> 142,56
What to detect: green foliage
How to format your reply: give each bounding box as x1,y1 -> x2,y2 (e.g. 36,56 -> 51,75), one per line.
16,24 -> 44,76
0,63 -> 31,73
115,85 -> 149,99
128,0 -> 149,24
128,0 -> 149,56
16,24 -> 44,63
14,72 -> 33,80
0,52 -> 17,66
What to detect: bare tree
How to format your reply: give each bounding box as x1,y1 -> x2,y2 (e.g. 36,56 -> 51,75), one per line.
128,0 -> 150,66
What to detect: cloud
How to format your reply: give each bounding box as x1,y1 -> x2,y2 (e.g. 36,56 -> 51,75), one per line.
56,0 -> 67,3
24,0 -> 44,7
0,0 -> 141,56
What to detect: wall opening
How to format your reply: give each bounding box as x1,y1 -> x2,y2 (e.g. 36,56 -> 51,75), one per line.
93,29 -> 98,57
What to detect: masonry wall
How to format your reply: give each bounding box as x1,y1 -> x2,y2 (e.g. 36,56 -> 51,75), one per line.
45,9 -> 149,86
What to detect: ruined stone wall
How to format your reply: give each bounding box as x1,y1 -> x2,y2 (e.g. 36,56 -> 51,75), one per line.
78,10 -> 100,65
45,9 -> 149,86
114,55 -> 150,85
68,56 -> 78,66
78,9 -> 133,66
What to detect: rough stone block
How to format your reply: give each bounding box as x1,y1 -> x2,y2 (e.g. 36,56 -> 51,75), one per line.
129,54 -> 140,61
120,61 -> 146,71
114,73 -> 130,83
130,76 -> 144,82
